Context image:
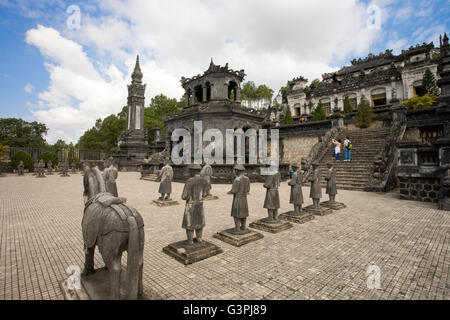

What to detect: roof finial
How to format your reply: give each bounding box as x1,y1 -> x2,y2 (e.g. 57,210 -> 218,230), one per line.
131,54 -> 143,83
443,33 -> 449,46
134,55 -> 141,72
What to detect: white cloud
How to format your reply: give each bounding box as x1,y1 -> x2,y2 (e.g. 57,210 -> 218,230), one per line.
25,0 -> 386,143
24,83 -> 34,93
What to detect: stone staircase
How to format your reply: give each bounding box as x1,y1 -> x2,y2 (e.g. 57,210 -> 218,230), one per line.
316,127 -> 390,191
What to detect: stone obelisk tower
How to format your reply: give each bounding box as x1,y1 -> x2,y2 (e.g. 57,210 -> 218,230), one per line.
116,55 -> 149,170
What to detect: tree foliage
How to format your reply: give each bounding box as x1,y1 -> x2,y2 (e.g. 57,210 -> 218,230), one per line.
343,96 -> 353,113
11,150 -> 32,170
403,94 -> 438,110
0,118 -> 48,147
0,144 -> 8,161
144,94 -> 184,143
38,151 -> 59,166
312,102 -> 327,121
241,81 -> 274,102
284,107 -> 295,125
422,69 -> 440,96
52,139 -> 68,149
77,108 -> 127,151
354,95 -> 373,128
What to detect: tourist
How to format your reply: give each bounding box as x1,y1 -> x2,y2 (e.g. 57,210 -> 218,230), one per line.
289,166 -> 294,179
344,136 -> 352,161
332,139 -> 341,160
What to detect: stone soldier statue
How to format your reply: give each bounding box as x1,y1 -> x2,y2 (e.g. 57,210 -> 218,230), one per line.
325,162 -> 337,202
158,160 -> 173,201
47,161 -> 53,174
18,161 -> 24,176
263,169 -> 281,222
33,161 -> 38,175
200,163 -> 213,198
230,164 -> 250,234
181,164 -> 208,245
37,159 -> 45,177
62,159 -> 69,176
288,162 -> 304,215
71,161 -> 77,173
103,157 -> 118,197
309,162 -> 322,208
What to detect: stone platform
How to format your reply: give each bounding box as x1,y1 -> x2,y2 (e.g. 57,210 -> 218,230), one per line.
203,195 -> 219,201
249,217 -> 293,233
213,228 -> 263,247
303,205 -> 333,216
320,201 -> 346,210
36,175 -> 46,178
279,211 -> 315,224
152,199 -> 180,207
163,239 -> 223,265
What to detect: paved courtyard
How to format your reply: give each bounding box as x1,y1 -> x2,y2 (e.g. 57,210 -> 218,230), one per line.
0,172 -> 449,300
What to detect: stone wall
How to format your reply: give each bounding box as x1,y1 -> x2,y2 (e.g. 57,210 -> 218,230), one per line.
281,136 -> 318,165
399,177 -> 440,203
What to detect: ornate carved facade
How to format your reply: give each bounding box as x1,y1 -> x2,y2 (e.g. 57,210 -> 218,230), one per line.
287,43 -> 440,119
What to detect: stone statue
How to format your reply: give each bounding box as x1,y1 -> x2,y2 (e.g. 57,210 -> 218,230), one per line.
263,170 -> 281,222
181,164 -> 208,244
82,166 -> 145,299
230,164 -> 250,234
158,160 -> 173,201
200,163 -> 213,198
325,162 -> 337,202
33,161 -> 38,175
71,161 -> 77,173
47,161 -> 53,174
37,159 -> 45,177
309,162 -> 322,208
61,159 -> 69,176
288,162 -> 303,215
103,157 -> 118,197
17,161 -> 24,176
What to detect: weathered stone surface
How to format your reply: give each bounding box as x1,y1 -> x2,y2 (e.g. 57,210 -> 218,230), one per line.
213,228 -> 263,247
152,199 -> 179,207
320,201 -> 346,210
303,205 -> 333,216
163,239 -> 222,265
279,211 -> 315,224
249,217 -> 293,233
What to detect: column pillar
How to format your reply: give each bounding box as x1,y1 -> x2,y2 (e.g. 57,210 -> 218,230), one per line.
202,85 -> 207,102
236,86 -> 241,101
185,91 -> 189,108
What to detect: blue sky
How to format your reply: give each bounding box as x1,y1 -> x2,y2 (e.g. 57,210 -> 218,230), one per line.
0,0 -> 448,143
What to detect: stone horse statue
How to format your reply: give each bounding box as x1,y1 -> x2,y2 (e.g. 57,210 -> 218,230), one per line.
82,166 -> 145,299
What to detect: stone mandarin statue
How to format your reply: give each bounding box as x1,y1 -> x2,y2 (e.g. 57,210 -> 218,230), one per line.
181,164 -> 208,245
17,161 -> 24,176
325,162 -> 337,202
200,163 -> 213,198
158,159 -> 173,201
309,162 -> 322,208
230,164 -> 250,234
37,159 -> 45,177
47,161 -> 53,174
263,169 -> 281,222
288,162 -> 303,215
103,157 -> 119,197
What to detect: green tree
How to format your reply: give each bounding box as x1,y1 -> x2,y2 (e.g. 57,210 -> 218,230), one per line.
284,107 -> 295,125
403,94 -> 438,110
241,81 -> 274,104
354,95 -> 373,128
0,144 -> 8,161
144,94 -> 183,143
52,139 -> 68,149
343,96 -> 353,113
38,151 -> 59,166
11,150 -> 32,170
422,69 -> 440,96
0,118 -> 48,147
312,102 -> 327,121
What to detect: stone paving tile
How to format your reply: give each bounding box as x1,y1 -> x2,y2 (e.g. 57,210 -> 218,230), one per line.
0,172 -> 449,300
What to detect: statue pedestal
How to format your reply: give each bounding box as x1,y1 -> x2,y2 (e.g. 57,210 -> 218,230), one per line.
213,228 -> 263,247
279,211 -> 315,224
152,199 -> 179,207
163,239 -> 222,265
60,267 -> 153,300
47,172 -> 54,175
303,205 -> 333,216
249,218 -> 293,234
202,195 -> 219,201
60,174 -> 70,177
36,175 -> 46,178
320,201 -> 346,210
